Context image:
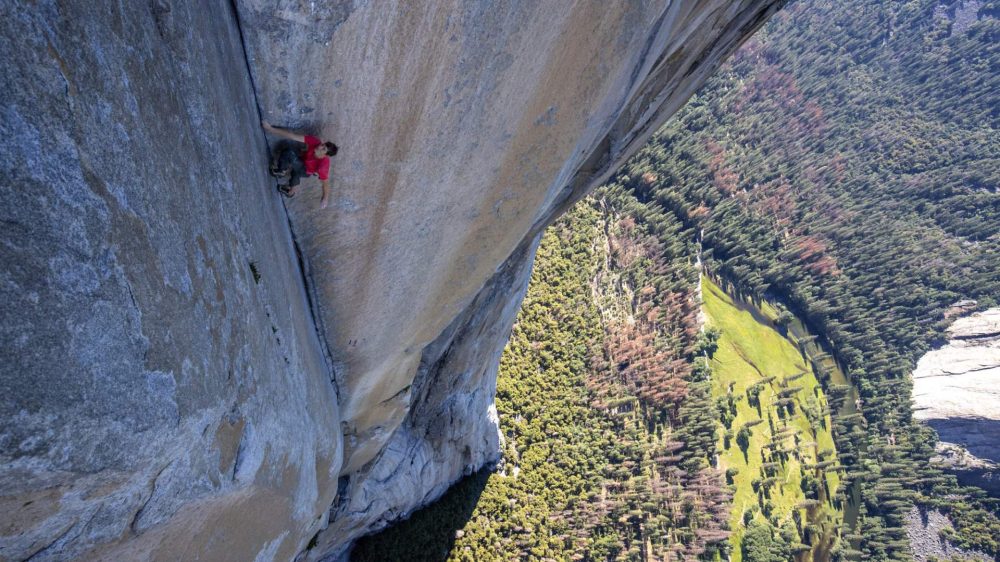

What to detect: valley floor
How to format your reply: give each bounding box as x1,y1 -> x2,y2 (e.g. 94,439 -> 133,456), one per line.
702,277 -> 844,562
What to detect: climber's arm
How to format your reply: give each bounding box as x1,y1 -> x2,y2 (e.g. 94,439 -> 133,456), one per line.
261,120 -> 305,143
320,179 -> 330,209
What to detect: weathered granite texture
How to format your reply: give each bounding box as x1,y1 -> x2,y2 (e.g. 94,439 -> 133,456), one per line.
913,308 -> 1000,496
238,0 -> 785,477
1,0 -> 783,560
1,2 -> 339,560
308,235 -> 540,561
235,1 -> 784,556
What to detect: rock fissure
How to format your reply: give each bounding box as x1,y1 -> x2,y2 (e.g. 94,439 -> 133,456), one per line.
24,516 -> 81,562
228,0 -> 266,131
129,462 -> 174,534
287,214 -> 340,391
230,0 -> 341,395
951,330 -> 1000,341
917,364 -> 1000,377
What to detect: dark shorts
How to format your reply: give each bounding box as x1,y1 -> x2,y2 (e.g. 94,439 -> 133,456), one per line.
275,144 -> 307,187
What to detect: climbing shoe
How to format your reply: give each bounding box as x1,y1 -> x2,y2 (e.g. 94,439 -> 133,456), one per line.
269,163 -> 290,178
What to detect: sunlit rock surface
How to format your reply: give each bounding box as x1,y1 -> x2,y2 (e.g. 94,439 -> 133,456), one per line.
237,3 -> 783,556
1,0 -> 783,559
913,308 -> 1000,495
238,0 -> 785,476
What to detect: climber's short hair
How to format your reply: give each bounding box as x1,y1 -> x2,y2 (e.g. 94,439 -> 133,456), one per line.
324,141 -> 339,156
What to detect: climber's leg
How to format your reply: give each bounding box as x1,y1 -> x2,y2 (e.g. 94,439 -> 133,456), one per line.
273,145 -> 306,195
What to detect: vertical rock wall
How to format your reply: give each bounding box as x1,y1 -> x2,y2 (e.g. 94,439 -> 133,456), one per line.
310,235 -> 542,559
1,2 -> 340,560
236,1 -> 784,556
1,0 -> 783,559
238,0 -> 784,477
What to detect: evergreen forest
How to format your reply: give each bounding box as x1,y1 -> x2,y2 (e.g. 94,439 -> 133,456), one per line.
355,0 -> 999,559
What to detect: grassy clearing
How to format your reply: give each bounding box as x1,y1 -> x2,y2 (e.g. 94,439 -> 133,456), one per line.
702,277 -> 841,561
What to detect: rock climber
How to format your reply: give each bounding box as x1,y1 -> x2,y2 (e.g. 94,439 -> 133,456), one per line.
261,120 -> 338,209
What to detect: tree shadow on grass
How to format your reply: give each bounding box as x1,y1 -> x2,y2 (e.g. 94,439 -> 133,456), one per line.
351,468 -> 493,562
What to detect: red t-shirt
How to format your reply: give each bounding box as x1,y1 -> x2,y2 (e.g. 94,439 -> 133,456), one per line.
301,135 -> 331,181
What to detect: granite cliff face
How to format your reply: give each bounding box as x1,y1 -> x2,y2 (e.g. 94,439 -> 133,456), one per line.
1,3 -> 340,560
912,308 -> 1000,496
1,1 -> 782,560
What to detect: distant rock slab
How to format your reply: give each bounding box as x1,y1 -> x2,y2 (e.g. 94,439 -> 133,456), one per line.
912,307 -> 1000,428
913,307 -> 1000,495
950,308 -> 1000,340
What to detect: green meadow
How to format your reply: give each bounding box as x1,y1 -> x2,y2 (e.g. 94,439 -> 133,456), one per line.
702,277 -> 842,561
